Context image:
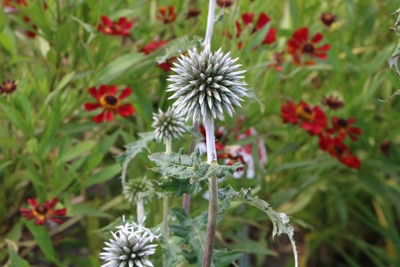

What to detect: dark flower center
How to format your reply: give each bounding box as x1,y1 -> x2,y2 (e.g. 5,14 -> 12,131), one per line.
100,94 -> 120,109
303,43 -> 315,53
337,118 -> 348,127
35,205 -> 48,215
334,144 -> 344,155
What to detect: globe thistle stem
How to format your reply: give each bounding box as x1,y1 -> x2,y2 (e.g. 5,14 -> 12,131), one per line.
204,0 -> 216,48
202,116 -> 218,267
137,198 -> 145,224
163,139 -> 172,244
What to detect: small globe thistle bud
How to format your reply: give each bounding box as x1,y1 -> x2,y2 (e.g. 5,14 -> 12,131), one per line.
167,48 -> 247,121
152,107 -> 186,143
123,177 -> 154,204
100,220 -> 160,267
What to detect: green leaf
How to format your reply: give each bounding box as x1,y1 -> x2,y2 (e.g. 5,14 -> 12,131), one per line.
70,15 -> 96,33
0,28 -> 17,55
0,103 -> 30,134
97,53 -> 145,84
0,8 -> 5,32
213,249 -> 244,267
116,131 -> 155,186
218,186 -> 299,267
84,163 -> 121,188
58,141 -> 97,163
7,241 -> 30,267
156,177 -> 205,197
26,221 -> 60,264
0,138 -> 20,149
71,203 -> 110,217
149,149 -> 241,183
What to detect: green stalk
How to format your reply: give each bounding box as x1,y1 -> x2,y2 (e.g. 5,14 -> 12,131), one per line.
202,115 -> 218,267
163,139 -> 172,242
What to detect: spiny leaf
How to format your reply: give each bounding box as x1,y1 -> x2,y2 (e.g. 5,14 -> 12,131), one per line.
116,132 -> 155,187
148,148 -> 242,183
156,177 -> 205,197
218,186 -> 299,267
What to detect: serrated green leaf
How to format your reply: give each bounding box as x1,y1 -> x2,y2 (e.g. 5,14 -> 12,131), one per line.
149,149 -> 241,183
218,186 -> 298,267
116,131 -> 155,187
156,177 -> 204,197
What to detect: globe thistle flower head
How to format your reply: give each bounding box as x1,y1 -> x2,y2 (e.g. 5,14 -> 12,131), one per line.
167,48 -> 247,121
123,177 -> 154,204
152,107 -> 186,143
100,219 -> 160,267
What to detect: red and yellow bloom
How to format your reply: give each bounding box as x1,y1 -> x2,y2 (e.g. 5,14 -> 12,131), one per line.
97,16 -> 133,36
20,198 -> 66,225
84,85 -> 135,123
287,27 -> 330,65
141,40 -> 177,72
156,5 -> 177,24
281,100 -> 327,135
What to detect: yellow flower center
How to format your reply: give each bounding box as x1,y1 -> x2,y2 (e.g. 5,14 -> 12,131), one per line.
295,104 -> 314,121
100,94 -> 119,110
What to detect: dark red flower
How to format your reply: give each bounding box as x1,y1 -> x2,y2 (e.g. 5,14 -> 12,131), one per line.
84,85 -> 135,123
320,12 -> 336,28
156,5 -> 177,24
97,16 -> 133,36
281,100 -> 327,135
236,12 -> 277,49
140,40 -> 176,72
287,27 -> 330,65
217,0 -> 234,7
321,95 -> 344,110
327,117 -> 362,141
0,80 -> 17,94
20,198 -> 66,225
380,141 -> 391,157
186,7 -> 201,19
319,134 -> 361,169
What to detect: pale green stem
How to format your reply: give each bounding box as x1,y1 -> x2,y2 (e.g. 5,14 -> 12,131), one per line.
163,139 -> 172,243
202,115 -> 218,267
137,198 -> 144,223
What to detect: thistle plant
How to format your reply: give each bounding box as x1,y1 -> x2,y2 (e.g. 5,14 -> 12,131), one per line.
167,1 -> 247,265
100,218 -> 160,267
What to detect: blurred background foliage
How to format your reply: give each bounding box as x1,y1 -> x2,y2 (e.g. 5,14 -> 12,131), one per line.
0,0 -> 400,266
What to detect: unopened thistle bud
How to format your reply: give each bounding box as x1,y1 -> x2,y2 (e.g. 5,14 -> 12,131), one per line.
167,48 -> 247,121
100,220 -> 160,267
152,107 -> 186,143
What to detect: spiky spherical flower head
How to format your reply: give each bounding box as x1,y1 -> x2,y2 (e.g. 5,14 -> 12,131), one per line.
167,48 -> 247,121
123,177 -> 154,204
152,107 -> 186,143
100,220 -> 160,267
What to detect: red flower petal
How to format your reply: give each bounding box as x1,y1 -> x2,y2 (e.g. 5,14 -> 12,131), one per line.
242,13 -> 254,25
255,12 -> 271,30
93,110 -> 106,123
118,87 -> 133,100
27,198 -> 38,208
101,16 -> 111,26
84,102 -> 101,111
88,87 -> 100,100
117,104 -> 135,117
312,32 -> 324,43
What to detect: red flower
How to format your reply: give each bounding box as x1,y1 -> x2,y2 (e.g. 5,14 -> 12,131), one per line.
20,198 -> 66,225
0,79 -> 17,94
320,12 -> 337,28
281,100 -> 327,135
287,27 -> 330,65
319,135 -> 361,169
141,40 -> 176,72
217,0 -> 234,7
327,117 -> 362,141
186,7 -> 201,19
321,95 -> 344,110
97,16 -> 133,36
236,12 -> 277,49
156,5 -> 177,24
84,85 -> 135,123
